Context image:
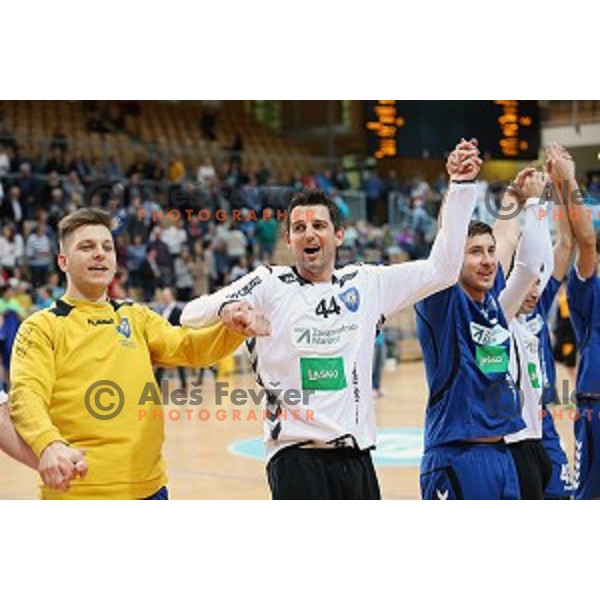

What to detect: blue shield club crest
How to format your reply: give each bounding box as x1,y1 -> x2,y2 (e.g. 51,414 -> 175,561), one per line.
116,317 -> 132,339
338,287 -> 360,312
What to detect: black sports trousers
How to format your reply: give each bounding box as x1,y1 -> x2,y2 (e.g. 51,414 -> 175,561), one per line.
266,445 -> 381,500
508,439 -> 553,500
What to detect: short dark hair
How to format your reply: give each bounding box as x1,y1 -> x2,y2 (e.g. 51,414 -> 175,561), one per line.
286,190 -> 342,233
467,220 -> 496,242
58,207 -> 113,249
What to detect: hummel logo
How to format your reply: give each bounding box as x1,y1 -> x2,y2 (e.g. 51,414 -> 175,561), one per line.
436,489 -> 449,500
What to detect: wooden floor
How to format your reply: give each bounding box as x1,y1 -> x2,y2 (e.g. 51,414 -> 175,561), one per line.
0,362 -> 576,500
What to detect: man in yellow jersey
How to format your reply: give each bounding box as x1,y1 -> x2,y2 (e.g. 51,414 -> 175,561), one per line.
9,207 -> 268,499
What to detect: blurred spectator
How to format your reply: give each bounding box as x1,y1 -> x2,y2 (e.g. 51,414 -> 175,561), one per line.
138,247 -> 161,302
16,163 -> 38,214
106,155 -> 125,180
127,234 -> 147,289
148,228 -> 173,286
174,247 -> 195,301
0,224 -> 25,275
256,213 -> 278,262
168,156 -> 186,183
197,156 -> 217,186
330,188 -> 350,220
26,222 -> 53,288
38,171 -> 64,212
69,148 -> 92,184
44,147 -> 67,175
46,272 -> 64,299
64,171 -> 86,201
200,111 -> 217,141
0,144 -> 9,177
1,185 -> 24,227
225,223 -> 248,266
362,171 -> 385,224
228,256 -> 249,283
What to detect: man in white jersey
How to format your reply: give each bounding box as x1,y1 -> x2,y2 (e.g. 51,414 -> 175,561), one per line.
182,139 -> 481,499
494,164 -> 574,499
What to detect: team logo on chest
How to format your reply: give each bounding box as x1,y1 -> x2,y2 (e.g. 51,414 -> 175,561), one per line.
116,317 -> 132,339
338,287 -> 360,313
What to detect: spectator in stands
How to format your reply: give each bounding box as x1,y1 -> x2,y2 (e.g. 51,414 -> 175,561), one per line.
162,219 -> 188,264
69,148 -> 92,184
331,164 -> 350,191
197,156 -> 216,186
50,131 -> 68,152
330,188 -> 350,220
126,195 -> 147,241
44,147 -> 67,175
106,155 -> 125,180
16,163 -> 37,216
145,155 -> 166,182
1,186 -> 24,228
410,196 -> 433,259
168,156 -> 186,183
224,222 -> 247,267
200,111 -> 217,141
26,221 -> 53,288
38,171 -> 64,213
138,247 -> 161,302
63,171 -> 85,201
148,227 -> 173,287
0,224 -> 24,277
174,246 -> 195,302
46,272 -> 64,300
47,189 -> 66,230
0,144 -> 9,177
316,169 -> 334,194
362,170 -> 385,224
256,213 -> 278,262
228,255 -> 249,283
127,234 -> 147,290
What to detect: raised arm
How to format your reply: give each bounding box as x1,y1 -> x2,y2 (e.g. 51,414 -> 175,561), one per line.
546,144 -> 580,281
493,168 -> 535,275
499,170 -> 550,321
373,139 -> 480,316
547,143 -> 596,278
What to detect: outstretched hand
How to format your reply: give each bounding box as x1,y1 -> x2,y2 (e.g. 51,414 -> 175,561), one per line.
220,301 -> 271,337
446,138 -> 482,181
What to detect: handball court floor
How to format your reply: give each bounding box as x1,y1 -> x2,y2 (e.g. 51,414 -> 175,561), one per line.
0,361 -> 576,500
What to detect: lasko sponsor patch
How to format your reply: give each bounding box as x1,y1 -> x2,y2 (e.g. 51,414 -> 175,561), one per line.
300,357 -> 347,390
475,345 -> 509,374
528,362 -> 541,388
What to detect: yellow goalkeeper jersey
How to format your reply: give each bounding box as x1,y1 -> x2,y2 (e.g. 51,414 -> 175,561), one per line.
10,296 -> 245,499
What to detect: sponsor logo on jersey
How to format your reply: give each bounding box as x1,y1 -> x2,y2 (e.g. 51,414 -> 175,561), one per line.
292,323 -> 358,349
300,357 -> 347,390
527,362 -> 541,388
470,322 -> 510,346
116,317 -> 132,339
525,314 -> 544,336
338,287 -> 360,312
475,345 -> 509,374
335,270 -> 358,288
88,318 -> 115,326
226,275 -> 262,299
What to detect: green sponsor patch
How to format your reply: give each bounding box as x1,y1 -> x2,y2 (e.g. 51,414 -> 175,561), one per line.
475,345 -> 508,374
300,357 -> 347,390
528,362 -> 541,389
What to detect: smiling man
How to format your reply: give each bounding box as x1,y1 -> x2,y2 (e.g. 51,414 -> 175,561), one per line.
182,138 -> 481,500
8,207 -> 260,499
416,167 -> 551,499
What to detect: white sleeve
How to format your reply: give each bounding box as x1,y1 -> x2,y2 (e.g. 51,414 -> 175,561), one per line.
370,182 -> 476,316
499,200 -> 548,322
181,266 -> 270,328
